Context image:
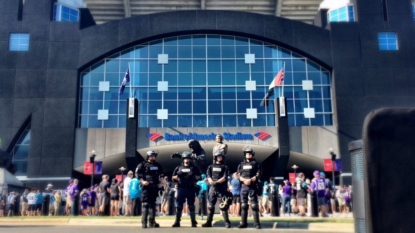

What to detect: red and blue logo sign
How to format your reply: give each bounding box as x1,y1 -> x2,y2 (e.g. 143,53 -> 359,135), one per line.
254,131 -> 271,141
146,132 -> 163,142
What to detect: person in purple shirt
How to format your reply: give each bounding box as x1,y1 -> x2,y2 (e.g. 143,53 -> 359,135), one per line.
281,180 -> 292,216
88,186 -> 97,216
68,179 -> 79,215
310,170 -> 329,217
65,180 -> 73,216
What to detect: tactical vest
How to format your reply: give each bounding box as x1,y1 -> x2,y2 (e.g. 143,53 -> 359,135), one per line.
142,161 -> 161,184
210,164 -> 226,181
239,160 -> 258,179
178,165 -> 196,187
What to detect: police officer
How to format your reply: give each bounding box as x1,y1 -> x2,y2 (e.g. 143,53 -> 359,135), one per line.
237,146 -> 262,229
135,150 -> 164,228
202,151 -> 232,228
172,151 -> 201,228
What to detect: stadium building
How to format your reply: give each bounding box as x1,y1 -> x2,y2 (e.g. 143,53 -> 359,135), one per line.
0,0 -> 414,188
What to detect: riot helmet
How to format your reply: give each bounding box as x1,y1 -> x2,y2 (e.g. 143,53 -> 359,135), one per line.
181,151 -> 193,160
243,145 -> 255,156
213,151 -> 224,162
146,150 -> 158,158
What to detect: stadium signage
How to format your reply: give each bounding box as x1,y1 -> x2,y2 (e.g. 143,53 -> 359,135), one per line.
164,132 -> 254,141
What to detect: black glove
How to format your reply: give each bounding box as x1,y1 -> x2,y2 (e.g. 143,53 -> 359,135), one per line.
171,152 -> 181,159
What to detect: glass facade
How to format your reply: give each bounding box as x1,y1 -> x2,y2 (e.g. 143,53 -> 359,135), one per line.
328,5 -> 355,22
79,35 -> 333,128
412,4 -> 415,21
378,32 -> 398,50
9,33 -> 29,51
11,124 -> 30,176
53,4 -> 80,22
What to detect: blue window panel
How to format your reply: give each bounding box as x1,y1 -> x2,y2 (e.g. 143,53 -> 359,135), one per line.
309,87 -> 323,98
134,60 -> 148,72
309,99 -> 323,112
104,116 -> 118,128
222,73 -> 236,85
140,101 -> 148,114
208,115 -> 222,127
104,101 -> 119,114
193,46 -> 206,58
193,60 -> 206,72
105,88 -> 120,101
178,73 -> 192,85
266,100 -> 276,113
250,46 -> 263,58
287,99 -> 295,112
235,46 -> 249,58
13,145 -> 29,160
9,33 -> 30,51
193,101 -> 206,113
294,87 -> 307,99
164,46 -> 177,58
9,44 -> 19,51
264,45 -> 277,58
136,87 -> 148,101
148,87 -> 162,99
221,36 -> 234,45
222,60 -> 235,72
295,114 -> 309,126
164,37 -> 178,45
193,73 -> 206,85
208,100 -> 222,113
324,114 -> 333,125
208,87 -> 222,100
193,115 -> 207,127
165,101 -> 177,114
135,46 -> 149,58
235,37 -> 249,46
80,101 -> 89,114
207,35 -> 220,45
283,72 -> 293,85
149,45 -> 162,58
193,35 -> 206,45
178,87 -> 192,99
221,46 -> 235,58
322,72 -> 330,84
237,115 -> 251,127
251,60 -> 264,72
16,130 -> 30,144
307,60 -> 320,72
179,61 -> 192,72
14,161 -> 28,176
193,87 -> 206,99
322,86 -> 331,98
80,115 -> 88,128
120,88 -> 131,99
236,60 -> 249,72
149,60 -> 161,72
293,72 -> 307,85
119,116 -> 126,128
251,73 -> 265,85
267,114 -> 275,126
236,72 -> 249,85
264,72 -> 275,85
250,39 -> 262,46
178,46 -> 192,58
379,44 -> 388,50
165,73 -> 177,85
323,100 -> 332,112
89,88 -> 102,100
178,36 -> 192,45
310,114 -> 324,126
148,73 -> 162,85
223,115 -> 237,127
236,87 -> 250,99
413,4 -> 415,20
148,101 -> 162,113
253,114 -> 267,126
223,100 -> 237,113
284,86 -> 294,100
207,60 -> 221,72
208,73 -> 221,85
237,100 -> 250,113
106,73 -> 120,86
308,72 -> 321,84
253,100 -> 266,113
164,116 -> 177,127
292,59 -> 306,71
88,116 -> 102,128
252,86 -> 266,99
207,46 -> 221,58
264,60 -> 281,72
120,48 -> 134,59
178,101 -> 192,113
164,87 -> 178,99
280,48 -> 291,58
81,73 -> 90,86
294,99 -> 308,112
139,116 -> 148,127
178,115 -> 192,127
148,115 -> 162,127
165,60 -> 178,72
288,114 -> 295,126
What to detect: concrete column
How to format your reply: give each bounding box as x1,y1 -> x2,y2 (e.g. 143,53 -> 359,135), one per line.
125,98 -> 142,172
274,97 -> 290,177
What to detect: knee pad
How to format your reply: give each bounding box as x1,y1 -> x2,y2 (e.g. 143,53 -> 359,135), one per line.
241,202 -> 248,210
142,202 -> 150,208
251,203 -> 259,211
189,205 -> 195,212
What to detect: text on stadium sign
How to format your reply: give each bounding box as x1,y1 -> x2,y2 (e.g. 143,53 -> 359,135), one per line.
164,132 -> 254,141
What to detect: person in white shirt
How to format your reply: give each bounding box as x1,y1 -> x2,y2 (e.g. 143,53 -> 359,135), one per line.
27,189 -> 37,216
123,171 -> 133,216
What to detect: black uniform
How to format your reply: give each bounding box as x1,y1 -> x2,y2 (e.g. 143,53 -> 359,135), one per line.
202,162 -> 232,228
237,158 -> 262,228
135,160 -> 164,228
172,163 -> 201,227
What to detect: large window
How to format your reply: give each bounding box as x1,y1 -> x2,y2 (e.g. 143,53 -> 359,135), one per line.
79,35 -> 333,128
378,32 -> 398,50
9,33 -> 29,51
328,5 -> 355,22
11,124 -> 30,176
53,4 -> 80,22
412,3 -> 415,21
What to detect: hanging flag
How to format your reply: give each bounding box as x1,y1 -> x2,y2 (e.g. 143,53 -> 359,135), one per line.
95,161 -> 103,174
84,162 -> 93,175
289,173 -> 296,183
323,159 -> 334,172
119,68 -> 130,95
260,68 -> 285,106
335,159 -> 342,172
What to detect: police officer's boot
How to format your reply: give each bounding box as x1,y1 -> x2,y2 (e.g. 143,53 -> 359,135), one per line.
189,207 -> 198,227
172,207 -> 182,227
148,204 -> 160,228
252,203 -> 262,229
238,203 -> 248,228
201,207 -> 214,227
141,203 -> 149,228
222,210 -> 231,228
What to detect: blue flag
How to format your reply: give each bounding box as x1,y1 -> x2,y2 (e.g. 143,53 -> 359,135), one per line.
95,161 -> 103,174
119,68 -> 130,95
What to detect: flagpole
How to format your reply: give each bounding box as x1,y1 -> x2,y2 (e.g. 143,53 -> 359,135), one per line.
281,62 -> 285,97
128,62 -> 132,99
